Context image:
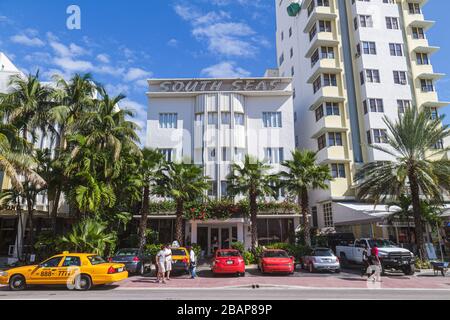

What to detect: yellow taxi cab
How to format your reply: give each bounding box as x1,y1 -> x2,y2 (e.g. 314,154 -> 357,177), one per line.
169,247 -> 190,274
0,252 -> 128,291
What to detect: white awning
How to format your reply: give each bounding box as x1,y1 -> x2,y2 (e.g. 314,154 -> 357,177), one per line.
333,203 -> 400,226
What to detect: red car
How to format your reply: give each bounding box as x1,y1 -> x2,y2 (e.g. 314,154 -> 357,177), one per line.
259,250 -> 295,275
211,249 -> 246,277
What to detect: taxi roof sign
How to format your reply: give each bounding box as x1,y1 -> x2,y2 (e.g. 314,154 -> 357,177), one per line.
63,251 -> 70,254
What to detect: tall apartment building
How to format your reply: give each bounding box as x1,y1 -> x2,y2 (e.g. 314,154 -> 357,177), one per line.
146,77 -> 299,252
275,0 -> 449,240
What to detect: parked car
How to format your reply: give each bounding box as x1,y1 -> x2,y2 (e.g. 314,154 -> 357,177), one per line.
0,252 -> 128,291
169,247 -> 190,275
211,249 -> 245,277
336,238 -> 415,275
109,248 -> 152,275
302,247 -> 340,273
258,249 -> 295,275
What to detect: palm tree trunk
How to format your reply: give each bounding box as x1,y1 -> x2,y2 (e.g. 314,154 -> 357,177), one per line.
138,185 -> 150,251
409,171 -> 425,259
175,199 -> 184,245
26,196 -> 34,261
250,193 -> 258,253
51,188 -> 62,235
299,188 -> 311,247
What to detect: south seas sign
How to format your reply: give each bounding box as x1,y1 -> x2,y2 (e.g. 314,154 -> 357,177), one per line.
158,79 -> 284,93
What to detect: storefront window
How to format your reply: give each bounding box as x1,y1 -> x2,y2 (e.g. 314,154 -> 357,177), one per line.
257,218 -> 294,246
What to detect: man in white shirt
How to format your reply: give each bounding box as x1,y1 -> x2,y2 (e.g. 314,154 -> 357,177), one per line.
155,246 -> 166,284
187,246 -> 197,279
163,244 -> 173,280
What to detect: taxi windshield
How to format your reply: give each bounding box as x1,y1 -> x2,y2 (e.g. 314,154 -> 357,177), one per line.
171,249 -> 187,256
87,255 -> 106,265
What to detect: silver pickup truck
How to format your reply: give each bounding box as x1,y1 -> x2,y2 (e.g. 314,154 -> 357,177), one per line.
336,238 -> 416,275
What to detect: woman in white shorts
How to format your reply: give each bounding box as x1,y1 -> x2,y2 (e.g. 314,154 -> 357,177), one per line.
163,245 -> 173,280
156,246 -> 166,284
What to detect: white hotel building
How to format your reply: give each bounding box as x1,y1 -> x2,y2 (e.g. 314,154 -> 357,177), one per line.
275,0 -> 449,241
146,76 -> 299,253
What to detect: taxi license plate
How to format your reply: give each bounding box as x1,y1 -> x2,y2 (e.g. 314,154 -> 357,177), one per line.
117,267 -> 124,272
227,261 -> 233,265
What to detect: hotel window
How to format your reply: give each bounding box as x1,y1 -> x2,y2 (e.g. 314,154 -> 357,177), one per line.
313,76 -> 322,93
315,105 -> 324,121
318,20 -> 332,32
412,27 -> 425,39
397,100 -> 411,114
361,69 -> 380,84
323,74 -> 337,87
363,99 -> 384,114
328,132 -> 343,146
208,181 -> 218,197
359,15 -> 373,28
389,43 -> 403,56
263,112 -> 282,128
221,112 -> 231,126
309,24 -> 317,41
372,129 -> 388,144
428,107 -> 439,120
221,181 -> 228,198
234,113 -> 244,126
208,112 -> 218,125
326,102 -> 340,116
421,79 -> 435,92
317,134 -> 326,151
433,139 -> 444,150
264,148 -> 284,164
234,148 -> 245,162
323,203 -> 334,228
195,113 -> 204,125
393,71 -> 407,85
386,17 -> 399,30
222,147 -> 230,162
321,46 -> 335,59
331,163 -> 346,178
408,3 -> 421,14
158,149 -> 175,162
159,113 -> 177,129
362,41 -> 377,55
416,53 -> 430,65
208,148 -> 216,161
311,49 -> 320,67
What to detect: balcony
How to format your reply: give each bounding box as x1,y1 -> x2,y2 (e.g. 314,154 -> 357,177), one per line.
309,96 -> 346,112
303,8 -> 337,34
413,45 -> 440,56
315,145 -> 349,165
408,19 -> 435,31
308,61 -> 342,84
312,85 -> 342,102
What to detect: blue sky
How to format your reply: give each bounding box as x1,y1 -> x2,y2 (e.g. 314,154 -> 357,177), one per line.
0,0 -> 449,143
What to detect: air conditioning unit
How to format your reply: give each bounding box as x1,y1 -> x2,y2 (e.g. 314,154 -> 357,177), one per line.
355,52 -> 361,58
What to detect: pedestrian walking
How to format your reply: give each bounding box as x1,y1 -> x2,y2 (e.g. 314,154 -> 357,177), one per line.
361,244 -> 370,277
156,245 -> 166,284
187,246 -> 197,279
368,245 -> 382,283
163,244 -> 173,281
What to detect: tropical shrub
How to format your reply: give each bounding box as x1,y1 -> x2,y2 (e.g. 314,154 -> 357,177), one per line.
415,258 -> 432,270
34,231 -> 64,260
145,244 -> 162,258
231,241 -> 245,254
60,218 -> 117,256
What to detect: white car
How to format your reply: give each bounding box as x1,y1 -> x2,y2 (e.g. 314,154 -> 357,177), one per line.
302,248 -> 341,273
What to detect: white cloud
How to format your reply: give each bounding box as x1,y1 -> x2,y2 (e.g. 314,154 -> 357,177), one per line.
167,39 -> 179,47
96,54 -> 110,63
53,57 -> 93,72
124,67 -> 152,82
173,4 -> 258,57
200,61 -> 251,78
10,34 -> 45,47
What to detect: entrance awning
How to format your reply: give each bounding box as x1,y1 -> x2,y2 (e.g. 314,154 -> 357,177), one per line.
334,202 -> 400,226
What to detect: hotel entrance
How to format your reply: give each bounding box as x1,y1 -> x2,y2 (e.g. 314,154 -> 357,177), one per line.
195,224 -> 239,257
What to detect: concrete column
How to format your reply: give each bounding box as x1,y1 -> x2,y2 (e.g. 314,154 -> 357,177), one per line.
13,213 -> 28,260
237,222 -> 244,243
191,221 -> 198,244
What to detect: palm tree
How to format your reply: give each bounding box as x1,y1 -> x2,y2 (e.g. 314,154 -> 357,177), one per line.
387,195 -> 414,244
154,161 -> 209,245
355,106 -> 450,259
279,150 -> 332,246
47,74 -> 97,229
138,148 -> 163,251
227,155 -> 278,252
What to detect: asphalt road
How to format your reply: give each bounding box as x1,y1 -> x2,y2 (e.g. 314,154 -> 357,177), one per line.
1,286 -> 450,300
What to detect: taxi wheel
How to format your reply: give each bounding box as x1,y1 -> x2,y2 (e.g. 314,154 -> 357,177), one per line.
75,274 -> 92,291
9,274 -> 26,291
